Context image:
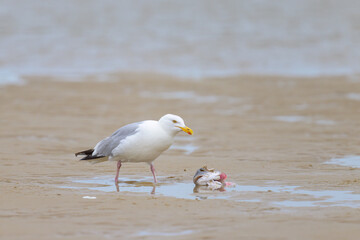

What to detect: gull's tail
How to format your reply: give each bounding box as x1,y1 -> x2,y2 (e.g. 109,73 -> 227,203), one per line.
75,149 -> 108,163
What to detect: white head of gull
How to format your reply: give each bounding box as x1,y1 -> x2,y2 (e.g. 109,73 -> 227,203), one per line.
75,114 -> 193,185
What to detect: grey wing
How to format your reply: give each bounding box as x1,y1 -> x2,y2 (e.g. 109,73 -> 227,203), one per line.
93,121 -> 142,157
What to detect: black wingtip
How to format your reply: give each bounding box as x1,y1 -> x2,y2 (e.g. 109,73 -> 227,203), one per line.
75,149 -> 94,157
75,149 -> 106,161
80,155 -> 105,160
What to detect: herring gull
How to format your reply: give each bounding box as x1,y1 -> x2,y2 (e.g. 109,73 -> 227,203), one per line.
75,114 -> 193,184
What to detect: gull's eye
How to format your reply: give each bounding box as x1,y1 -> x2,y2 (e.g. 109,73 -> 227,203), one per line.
199,168 -> 205,172
172,120 -> 178,123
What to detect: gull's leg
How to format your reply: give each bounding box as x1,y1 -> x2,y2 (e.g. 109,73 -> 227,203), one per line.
115,161 -> 122,185
150,163 -> 157,183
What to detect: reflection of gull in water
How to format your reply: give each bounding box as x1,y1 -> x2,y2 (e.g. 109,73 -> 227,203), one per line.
115,179 -> 156,194
75,114 -> 193,186
116,182 -> 156,194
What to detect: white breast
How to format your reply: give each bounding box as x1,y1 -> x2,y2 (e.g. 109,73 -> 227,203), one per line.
111,120 -> 173,163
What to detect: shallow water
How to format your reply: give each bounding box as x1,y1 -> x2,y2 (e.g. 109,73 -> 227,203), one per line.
170,135 -> 198,155
1,0 -> 360,82
273,116 -> 336,125
346,93 -> 360,101
67,176 -> 233,200
62,176 -> 360,208
136,229 -> 194,237
140,91 -> 240,104
169,144 -> 198,155
325,156 -> 360,168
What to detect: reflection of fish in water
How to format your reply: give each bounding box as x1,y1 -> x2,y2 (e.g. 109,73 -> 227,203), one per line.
193,166 -> 235,192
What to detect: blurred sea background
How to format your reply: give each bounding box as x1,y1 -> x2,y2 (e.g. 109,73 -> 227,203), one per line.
1,0 -> 360,84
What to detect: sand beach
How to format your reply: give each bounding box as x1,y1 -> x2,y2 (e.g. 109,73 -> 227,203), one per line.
1,0 -> 360,239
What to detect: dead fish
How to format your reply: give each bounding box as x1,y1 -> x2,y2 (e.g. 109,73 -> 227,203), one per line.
193,166 -> 234,191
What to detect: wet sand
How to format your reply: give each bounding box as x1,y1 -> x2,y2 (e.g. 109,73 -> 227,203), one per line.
1,74 -> 360,239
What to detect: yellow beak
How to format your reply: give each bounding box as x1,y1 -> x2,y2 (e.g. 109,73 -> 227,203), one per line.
178,126 -> 194,135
